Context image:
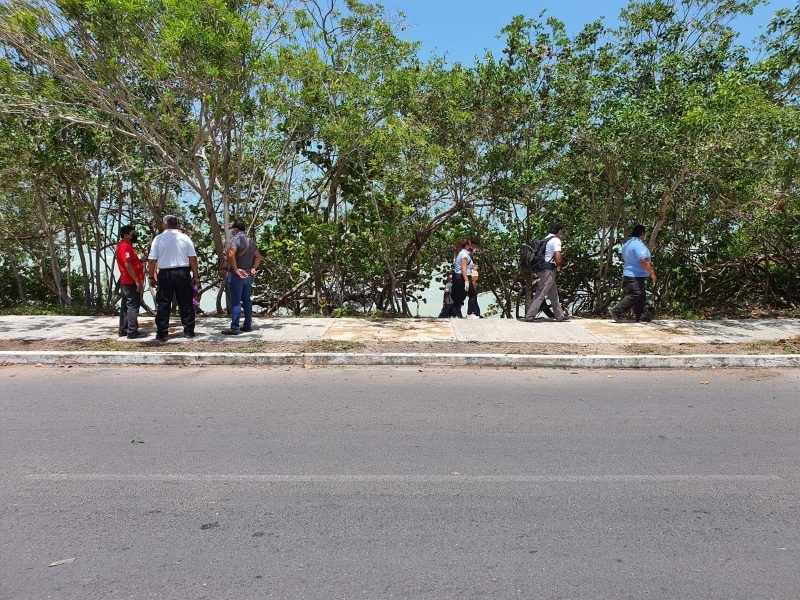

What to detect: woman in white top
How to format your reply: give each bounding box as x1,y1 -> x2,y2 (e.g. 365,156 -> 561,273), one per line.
448,238 -> 474,318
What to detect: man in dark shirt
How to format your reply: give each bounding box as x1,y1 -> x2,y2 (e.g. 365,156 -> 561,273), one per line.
222,220 -> 262,335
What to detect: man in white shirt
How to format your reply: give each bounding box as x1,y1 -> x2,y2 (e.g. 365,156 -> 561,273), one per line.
147,215 -> 200,342
523,221 -> 570,322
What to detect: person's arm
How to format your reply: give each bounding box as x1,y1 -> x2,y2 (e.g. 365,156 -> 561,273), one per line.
147,259 -> 158,287
226,246 -> 247,279
124,261 -> 144,293
554,250 -> 564,271
250,248 -> 262,276
189,255 -> 199,285
460,256 -> 469,290
640,258 -> 657,284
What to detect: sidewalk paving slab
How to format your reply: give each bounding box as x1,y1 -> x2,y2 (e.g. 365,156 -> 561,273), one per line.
1,315 -> 799,368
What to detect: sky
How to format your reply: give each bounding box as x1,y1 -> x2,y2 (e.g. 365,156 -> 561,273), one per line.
382,0 -> 795,65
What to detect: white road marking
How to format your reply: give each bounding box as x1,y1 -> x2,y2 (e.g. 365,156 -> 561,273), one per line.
25,473 -> 782,483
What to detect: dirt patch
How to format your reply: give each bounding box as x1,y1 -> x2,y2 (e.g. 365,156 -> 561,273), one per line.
1,338 -> 798,355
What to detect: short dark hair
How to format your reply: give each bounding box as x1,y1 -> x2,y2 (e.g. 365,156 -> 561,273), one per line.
230,220 -> 246,232
120,224 -> 134,238
163,215 -> 179,229
548,221 -> 564,235
631,224 -> 646,238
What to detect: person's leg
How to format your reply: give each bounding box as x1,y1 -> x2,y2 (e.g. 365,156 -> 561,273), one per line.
634,277 -> 647,320
545,277 -> 565,320
119,288 -> 129,335
173,269 -> 195,334
614,276 -> 643,318
467,289 -> 477,316
525,270 -> 554,319
121,284 -> 140,334
155,271 -> 175,338
449,275 -> 467,318
241,276 -> 253,330
227,273 -> 244,331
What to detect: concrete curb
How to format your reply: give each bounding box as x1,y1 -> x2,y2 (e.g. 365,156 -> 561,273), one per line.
2,351 -> 800,369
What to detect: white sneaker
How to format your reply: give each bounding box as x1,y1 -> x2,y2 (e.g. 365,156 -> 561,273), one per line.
467,314 -> 480,319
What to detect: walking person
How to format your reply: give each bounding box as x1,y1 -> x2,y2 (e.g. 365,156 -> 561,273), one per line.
147,215 -> 200,342
221,220 -> 262,335
466,246 -> 482,319
609,224 -> 657,323
523,221 -> 569,322
115,224 -> 145,338
448,238 -> 474,318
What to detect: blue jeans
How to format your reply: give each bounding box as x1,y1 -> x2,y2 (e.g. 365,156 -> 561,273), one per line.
228,272 -> 253,331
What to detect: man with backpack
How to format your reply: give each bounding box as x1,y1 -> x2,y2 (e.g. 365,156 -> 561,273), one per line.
522,221 -> 570,322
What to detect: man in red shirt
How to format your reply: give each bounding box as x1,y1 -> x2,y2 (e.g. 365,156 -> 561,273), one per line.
116,225 -> 145,338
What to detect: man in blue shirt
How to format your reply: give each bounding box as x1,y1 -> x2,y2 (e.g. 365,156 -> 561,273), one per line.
609,224 -> 658,323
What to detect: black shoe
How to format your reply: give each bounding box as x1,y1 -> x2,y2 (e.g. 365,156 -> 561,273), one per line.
126,331 -> 144,339
609,308 -> 621,322
182,331 -> 195,338
241,327 -> 252,332
155,334 -> 168,343
221,329 -> 241,335
118,331 -> 126,337
555,315 -> 571,322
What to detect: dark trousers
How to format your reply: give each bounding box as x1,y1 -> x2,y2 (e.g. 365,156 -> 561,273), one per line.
448,274 -> 467,318
616,276 -> 647,320
155,267 -> 195,336
467,283 -> 481,317
119,284 -> 140,335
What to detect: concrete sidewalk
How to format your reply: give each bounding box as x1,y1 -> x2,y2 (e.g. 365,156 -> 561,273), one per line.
0,315 -> 799,368
1,314 -> 799,344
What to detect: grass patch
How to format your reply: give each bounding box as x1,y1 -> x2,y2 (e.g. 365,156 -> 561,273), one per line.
622,344 -> 661,354
301,340 -> 364,353
743,337 -> 800,354
89,340 -> 130,351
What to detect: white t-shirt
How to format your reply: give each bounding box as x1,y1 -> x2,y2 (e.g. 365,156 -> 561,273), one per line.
452,248 -> 473,276
148,229 -> 196,268
544,234 -> 561,264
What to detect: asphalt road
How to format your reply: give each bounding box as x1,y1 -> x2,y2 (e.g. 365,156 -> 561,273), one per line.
2,366 -> 798,599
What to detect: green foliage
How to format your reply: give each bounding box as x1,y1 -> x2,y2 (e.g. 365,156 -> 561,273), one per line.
0,0 -> 798,317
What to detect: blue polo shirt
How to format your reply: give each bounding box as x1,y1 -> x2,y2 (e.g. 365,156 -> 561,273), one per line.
621,237 -> 651,278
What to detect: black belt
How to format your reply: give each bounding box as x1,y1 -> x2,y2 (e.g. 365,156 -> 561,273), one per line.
159,266 -> 189,271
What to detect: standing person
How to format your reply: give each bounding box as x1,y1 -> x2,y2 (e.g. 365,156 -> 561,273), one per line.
448,239 -> 474,318
523,221 -> 570,322
147,215 -> 199,342
437,274 -> 454,318
221,220 -> 262,335
609,224 -> 657,323
115,224 -> 145,338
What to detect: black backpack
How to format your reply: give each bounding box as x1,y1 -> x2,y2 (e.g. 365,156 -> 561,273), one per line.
521,236 -> 553,273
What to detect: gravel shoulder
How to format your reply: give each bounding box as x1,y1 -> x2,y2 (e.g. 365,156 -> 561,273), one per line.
1,338 -> 798,355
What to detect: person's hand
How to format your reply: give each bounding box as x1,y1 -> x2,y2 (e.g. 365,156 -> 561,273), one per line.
464,280 -> 469,292
136,280 -> 144,293
236,268 -> 247,279
650,273 -> 657,285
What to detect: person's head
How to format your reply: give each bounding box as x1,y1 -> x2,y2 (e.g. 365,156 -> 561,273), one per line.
229,220 -> 246,234
630,224 -> 646,239
163,215 -> 179,230
120,224 -> 137,242
549,221 -> 565,236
